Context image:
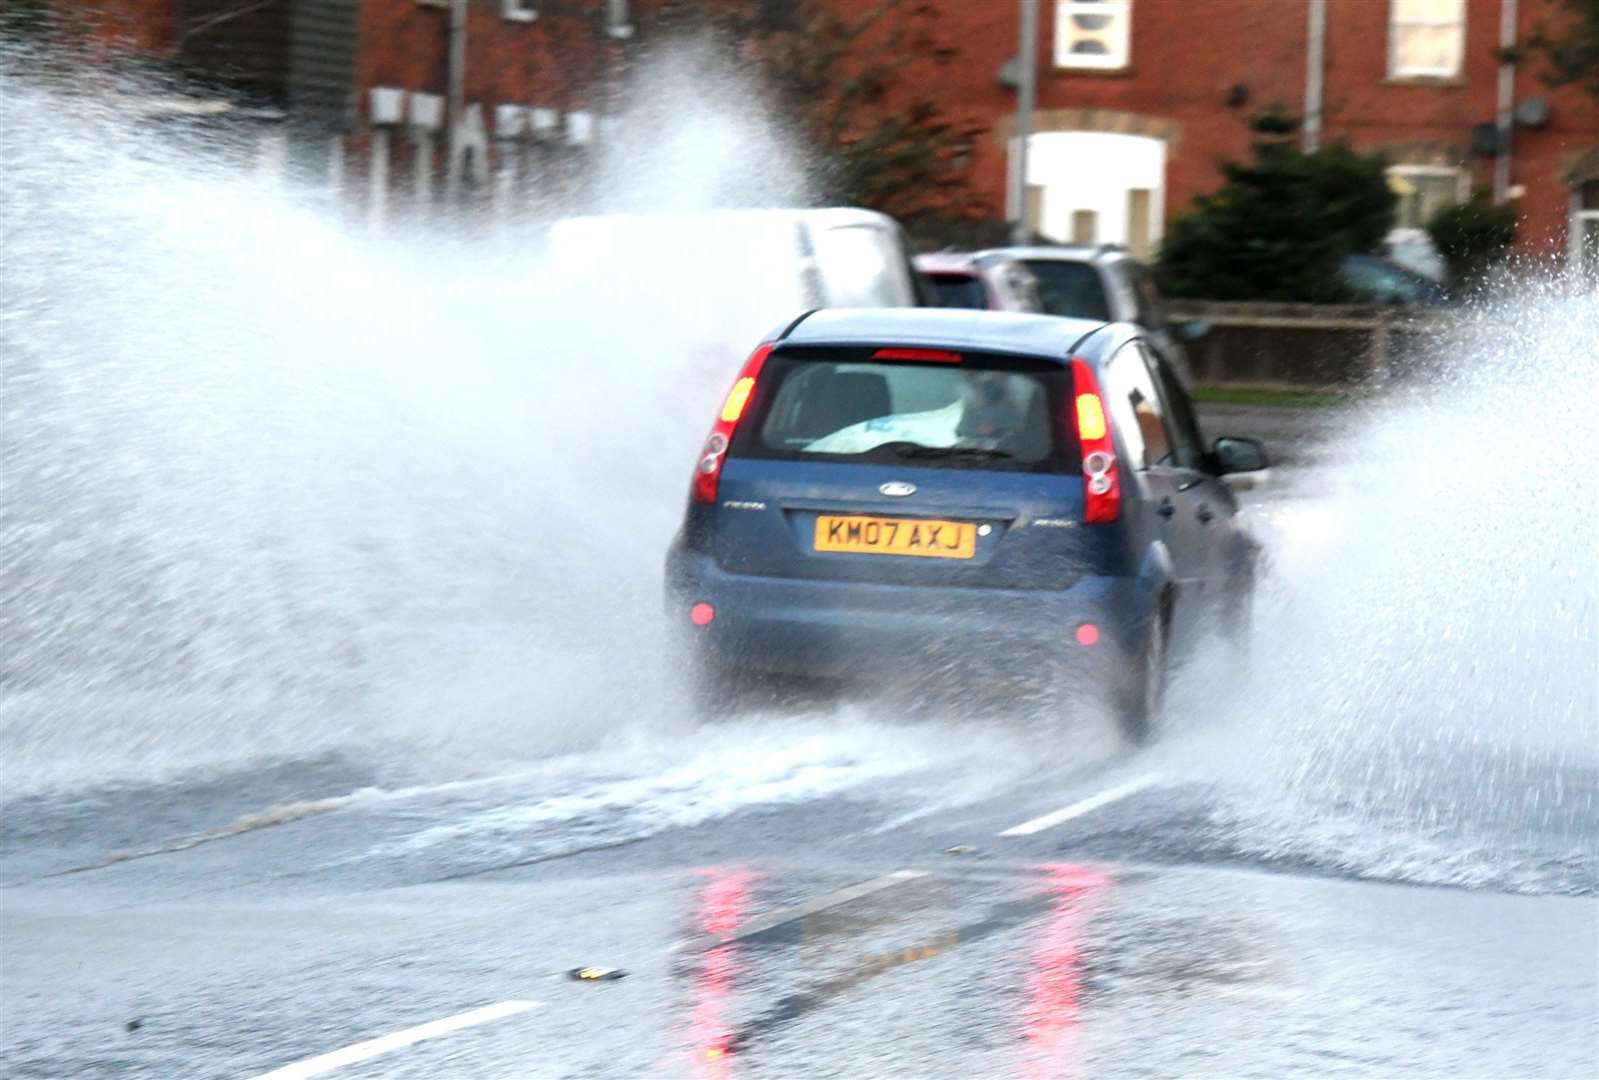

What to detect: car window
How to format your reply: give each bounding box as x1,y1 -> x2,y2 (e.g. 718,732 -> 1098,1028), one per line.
1342,256 -> 1445,306
1006,266 -> 1044,312
928,274 -> 988,309
1128,263 -> 1169,328
1104,343 -> 1174,470
741,350 -> 1077,473
1021,259 -> 1111,321
1141,344 -> 1204,470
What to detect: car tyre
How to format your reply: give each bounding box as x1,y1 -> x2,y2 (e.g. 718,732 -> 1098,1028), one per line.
1116,608 -> 1168,746
687,648 -> 765,720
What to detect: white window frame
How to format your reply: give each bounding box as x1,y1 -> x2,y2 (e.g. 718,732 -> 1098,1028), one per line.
1386,164 -> 1468,235
1388,0 -> 1466,79
502,0 -> 537,24
1054,0 -> 1132,71
1572,181 -> 1599,278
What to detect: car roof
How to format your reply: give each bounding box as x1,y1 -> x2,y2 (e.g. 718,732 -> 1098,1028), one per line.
795,206 -> 901,231
914,251 -> 1034,275
912,252 -> 982,275
548,206 -> 895,237
977,244 -> 1130,265
779,307 -> 1115,364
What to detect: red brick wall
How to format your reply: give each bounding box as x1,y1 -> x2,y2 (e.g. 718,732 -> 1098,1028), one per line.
54,0 -> 176,55
894,0 -> 1596,257
1031,0 -> 1310,239
831,0 -> 1313,238
45,0 -> 1599,254
356,0 -> 614,117
1322,0 -> 1595,253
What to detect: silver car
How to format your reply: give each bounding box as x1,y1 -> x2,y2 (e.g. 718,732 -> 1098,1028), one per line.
980,244 -> 1208,386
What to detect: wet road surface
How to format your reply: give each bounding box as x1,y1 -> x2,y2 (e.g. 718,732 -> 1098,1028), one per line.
3,721 -> 1596,1080
4,408 -> 1596,1079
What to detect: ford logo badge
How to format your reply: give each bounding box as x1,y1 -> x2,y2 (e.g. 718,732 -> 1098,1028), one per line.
879,481 -> 917,497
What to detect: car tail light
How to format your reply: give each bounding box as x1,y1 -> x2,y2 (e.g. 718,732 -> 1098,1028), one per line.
1070,357 -> 1120,524
692,343 -> 773,504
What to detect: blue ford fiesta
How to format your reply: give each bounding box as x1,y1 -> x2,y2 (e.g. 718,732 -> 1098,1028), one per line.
664,308 -> 1267,742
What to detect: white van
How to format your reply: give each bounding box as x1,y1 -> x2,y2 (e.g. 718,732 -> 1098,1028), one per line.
541,207 -> 933,334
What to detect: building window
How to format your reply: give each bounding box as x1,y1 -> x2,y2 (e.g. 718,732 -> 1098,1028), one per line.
1388,165 -> 1465,231
1126,188 -> 1152,258
1389,0 -> 1466,79
1055,0 -> 1131,70
607,0 -> 634,38
1574,180 -> 1599,280
1070,209 -> 1098,243
1023,184 -> 1045,238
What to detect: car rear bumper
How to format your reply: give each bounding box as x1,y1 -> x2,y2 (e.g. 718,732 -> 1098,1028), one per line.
665,545 -> 1151,682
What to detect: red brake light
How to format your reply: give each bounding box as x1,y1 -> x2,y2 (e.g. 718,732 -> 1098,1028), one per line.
693,343 -> 773,504
871,347 -> 963,363
1070,357 -> 1121,524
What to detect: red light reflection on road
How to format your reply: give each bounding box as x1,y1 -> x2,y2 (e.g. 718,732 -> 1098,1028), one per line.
688,868 -> 754,1080
1019,864 -> 1109,1080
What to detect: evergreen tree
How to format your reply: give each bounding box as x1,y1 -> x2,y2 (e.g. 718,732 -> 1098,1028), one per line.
1158,115 -> 1396,302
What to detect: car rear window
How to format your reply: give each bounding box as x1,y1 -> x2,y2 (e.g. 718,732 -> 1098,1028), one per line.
735,348 -> 1079,473
1024,260 -> 1111,321
927,274 -> 988,310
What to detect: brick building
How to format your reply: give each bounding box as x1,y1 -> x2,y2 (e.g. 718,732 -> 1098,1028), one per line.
63,0 -> 633,223
54,0 -> 1599,270
923,0 -> 1595,271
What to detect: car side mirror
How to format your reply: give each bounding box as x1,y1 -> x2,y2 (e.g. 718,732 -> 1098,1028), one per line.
1175,319 -> 1212,341
1212,436 -> 1268,474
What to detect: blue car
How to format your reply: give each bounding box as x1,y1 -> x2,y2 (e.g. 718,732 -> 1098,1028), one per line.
664,308 -> 1267,741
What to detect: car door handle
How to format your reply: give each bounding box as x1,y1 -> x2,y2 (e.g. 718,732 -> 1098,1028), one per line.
1196,504 -> 1214,524
1156,498 -> 1176,519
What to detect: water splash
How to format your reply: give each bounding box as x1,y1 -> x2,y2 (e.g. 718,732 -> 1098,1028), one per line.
0,43 -> 816,795
1158,281 -> 1599,892
3,41 -> 1594,897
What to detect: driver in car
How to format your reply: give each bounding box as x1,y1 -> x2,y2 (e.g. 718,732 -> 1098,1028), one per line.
957,372 -> 1023,447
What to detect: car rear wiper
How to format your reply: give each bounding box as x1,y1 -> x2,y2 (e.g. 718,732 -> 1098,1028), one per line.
893,444 -> 1014,461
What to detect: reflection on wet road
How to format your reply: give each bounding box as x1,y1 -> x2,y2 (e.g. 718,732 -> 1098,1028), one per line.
6,728 -> 1594,1079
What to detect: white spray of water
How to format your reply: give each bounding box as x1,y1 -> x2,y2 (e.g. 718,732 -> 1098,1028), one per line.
1153,289 -> 1599,891
0,45 -> 826,794
2,46 -> 1594,893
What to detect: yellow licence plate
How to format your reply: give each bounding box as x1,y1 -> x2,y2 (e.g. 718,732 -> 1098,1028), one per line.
813,515 -> 977,559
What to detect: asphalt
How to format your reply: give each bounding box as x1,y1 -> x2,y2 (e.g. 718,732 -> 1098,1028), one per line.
3,741 -> 1595,1080
3,406 -> 1596,1080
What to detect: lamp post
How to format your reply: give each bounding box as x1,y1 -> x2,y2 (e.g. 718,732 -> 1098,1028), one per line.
1010,0 -> 1039,245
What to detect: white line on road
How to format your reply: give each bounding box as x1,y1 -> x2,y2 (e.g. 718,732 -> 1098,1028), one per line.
998,773 -> 1164,837
244,1000 -> 541,1080
673,869 -> 928,953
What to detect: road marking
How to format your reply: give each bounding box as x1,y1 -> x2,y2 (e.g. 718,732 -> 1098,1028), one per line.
998,773 -> 1164,837
244,1000 -> 540,1080
674,869 -> 928,953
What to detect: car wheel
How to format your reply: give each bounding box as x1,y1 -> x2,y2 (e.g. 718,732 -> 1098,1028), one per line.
1116,608 -> 1168,746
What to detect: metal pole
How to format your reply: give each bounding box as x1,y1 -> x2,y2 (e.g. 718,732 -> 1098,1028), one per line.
1494,0 -> 1518,203
1010,0 -> 1038,245
1303,0 -> 1327,153
445,0 -> 468,201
